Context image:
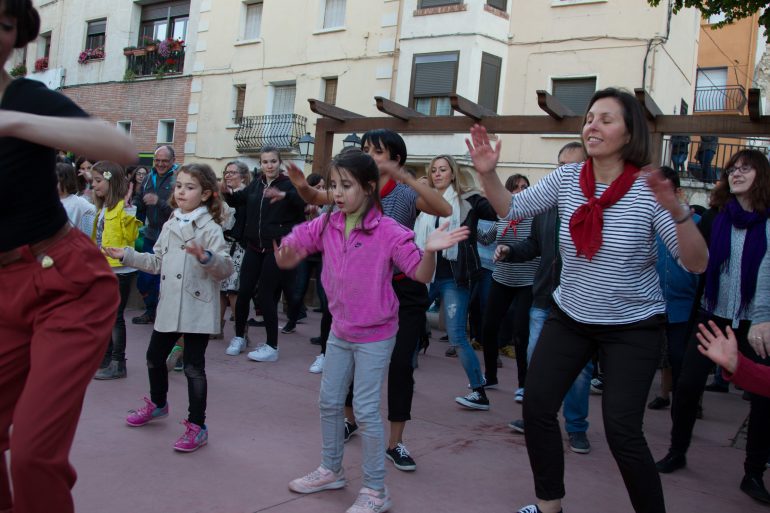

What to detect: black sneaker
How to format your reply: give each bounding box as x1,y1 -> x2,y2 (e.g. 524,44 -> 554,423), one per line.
344,419 -> 358,443
455,389 -> 489,411
281,321 -> 297,334
590,377 -> 603,394
445,346 -> 457,357
508,419 -> 525,433
248,317 -> 265,327
517,506 -> 562,513
647,396 -> 671,410
386,443 -> 416,472
705,381 -> 729,393
656,451 -> 686,473
310,336 -> 322,346
132,312 -> 155,325
297,311 -> 307,322
568,431 -> 591,454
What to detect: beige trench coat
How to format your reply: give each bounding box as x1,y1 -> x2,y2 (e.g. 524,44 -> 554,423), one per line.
122,212 -> 233,334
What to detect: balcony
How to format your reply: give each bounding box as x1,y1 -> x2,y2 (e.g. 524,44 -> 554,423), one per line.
125,48 -> 185,78
234,114 -> 307,153
662,137 -> 770,183
694,85 -> 747,113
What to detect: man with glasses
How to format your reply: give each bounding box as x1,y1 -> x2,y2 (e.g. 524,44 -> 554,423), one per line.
132,145 -> 178,324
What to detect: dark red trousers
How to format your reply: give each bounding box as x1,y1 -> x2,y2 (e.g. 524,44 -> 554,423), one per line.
0,228 -> 118,513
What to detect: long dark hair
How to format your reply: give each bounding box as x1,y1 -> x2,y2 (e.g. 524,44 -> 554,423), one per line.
2,0 -> 40,48
321,149 -> 381,234
710,149 -> 770,212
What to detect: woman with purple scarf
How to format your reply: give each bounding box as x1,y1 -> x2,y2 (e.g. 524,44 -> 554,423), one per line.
656,149 -> 770,505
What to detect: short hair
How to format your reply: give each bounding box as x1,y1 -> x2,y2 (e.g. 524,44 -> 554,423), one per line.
3,0 -> 40,48
307,172 -> 324,187
155,145 -> 175,160
504,173 -> 530,192
360,129 -> 408,166
55,162 -> 78,195
558,142 -> 585,162
659,165 -> 680,189
584,88 -> 650,168
224,160 -> 251,186
710,149 -> 770,212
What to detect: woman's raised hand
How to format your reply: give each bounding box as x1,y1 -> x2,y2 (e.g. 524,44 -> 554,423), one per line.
273,240 -> 307,269
263,187 -> 287,204
642,167 -> 680,214
101,246 -> 125,260
465,124 -> 501,176
425,222 -> 470,252
696,320 -> 739,374
286,162 -> 309,190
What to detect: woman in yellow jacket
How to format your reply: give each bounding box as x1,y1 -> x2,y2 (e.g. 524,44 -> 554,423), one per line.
90,161 -> 143,379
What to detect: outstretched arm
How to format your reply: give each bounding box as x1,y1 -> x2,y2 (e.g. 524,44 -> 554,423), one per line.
412,222 -> 470,283
0,111 -> 137,164
286,162 -> 331,206
465,124 -> 509,217
379,160 -> 451,217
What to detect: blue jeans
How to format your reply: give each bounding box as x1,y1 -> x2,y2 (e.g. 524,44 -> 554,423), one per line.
435,278 -> 484,389
320,334 -> 395,491
528,306 -> 592,433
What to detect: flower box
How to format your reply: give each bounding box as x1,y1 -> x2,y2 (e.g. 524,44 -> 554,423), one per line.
79,46 -> 105,64
34,57 -> 49,72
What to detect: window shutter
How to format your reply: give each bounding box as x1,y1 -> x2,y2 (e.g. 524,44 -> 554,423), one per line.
324,78 -> 338,105
552,77 -> 597,115
487,0 -> 506,10
413,54 -> 458,97
87,20 -> 106,35
478,52 -> 502,111
142,1 -> 190,21
419,0 -> 462,8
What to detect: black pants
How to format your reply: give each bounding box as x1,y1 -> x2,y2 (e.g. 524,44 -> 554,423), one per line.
235,248 -> 297,348
523,307 -> 665,513
147,331 -> 209,427
664,321 -> 690,392
481,280 -> 532,387
345,277 -> 429,422
103,272 -> 135,363
669,311 -> 770,477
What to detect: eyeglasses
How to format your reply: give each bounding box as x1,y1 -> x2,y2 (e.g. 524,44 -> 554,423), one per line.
726,165 -> 754,176
154,159 -> 171,165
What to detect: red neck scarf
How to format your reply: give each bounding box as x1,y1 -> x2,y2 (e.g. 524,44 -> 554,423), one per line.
569,158 -> 639,260
380,179 -> 397,198
501,218 -> 521,238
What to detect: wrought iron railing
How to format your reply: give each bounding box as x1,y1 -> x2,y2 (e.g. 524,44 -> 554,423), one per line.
693,85 -> 747,113
661,136 -> 770,183
125,48 -> 185,78
234,114 -> 307,153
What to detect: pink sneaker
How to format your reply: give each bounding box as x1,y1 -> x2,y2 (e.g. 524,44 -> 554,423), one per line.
173,420 -> 208,452
346,486 -> 392,513
126,397 -> 169,427
289,466 -> 346,494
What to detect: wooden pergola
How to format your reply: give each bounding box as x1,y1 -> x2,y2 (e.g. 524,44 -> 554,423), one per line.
307,88 -> 770,173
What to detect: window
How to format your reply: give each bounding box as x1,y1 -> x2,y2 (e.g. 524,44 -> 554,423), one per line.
86,19 -> 106,50
478,52 -> 502,112
157,120 -> 176,144
272,84 -> 297,114
116,120 -> 132,134
140,1 -> 190,44
37,32 -> 51,60
552,77 -> 596,115
233,85 -> 247,123
487,0 -> 506,10
323,77 -> 338,105
243,1 -> 263,40
419,0 -> 462,7
695,67 -> 728,111
410,52 -> 459,116
322,0 -> 346,29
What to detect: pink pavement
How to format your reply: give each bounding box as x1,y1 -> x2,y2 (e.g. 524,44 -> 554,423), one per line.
71,308 -> 757,513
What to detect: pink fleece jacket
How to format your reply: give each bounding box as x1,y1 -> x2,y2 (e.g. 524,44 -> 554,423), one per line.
281,208 -> 423,343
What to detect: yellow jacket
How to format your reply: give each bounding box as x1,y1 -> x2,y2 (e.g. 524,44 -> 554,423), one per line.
92,203 -> 143,268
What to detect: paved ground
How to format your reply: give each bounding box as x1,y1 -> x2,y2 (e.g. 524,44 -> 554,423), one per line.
70,308 -> 761,513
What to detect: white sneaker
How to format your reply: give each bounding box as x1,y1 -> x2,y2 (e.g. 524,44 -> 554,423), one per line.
225,336 -> 246,356
309,354 -> 325,374
289,465 -> 346,494
247,344 -> 279,362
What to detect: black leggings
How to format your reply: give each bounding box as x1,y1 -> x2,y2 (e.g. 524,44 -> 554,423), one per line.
524,307 -> 665,513
103,271 -> 135,363
669,311 -> 770,477
235,248 -> 297,348
481,281 -> 532,387
147,331 -> 209,427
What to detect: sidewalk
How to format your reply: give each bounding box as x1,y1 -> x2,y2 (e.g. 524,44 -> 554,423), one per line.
71,308 -> 758,513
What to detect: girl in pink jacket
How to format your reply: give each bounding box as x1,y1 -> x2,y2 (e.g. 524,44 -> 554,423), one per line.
276,149 -> 468,513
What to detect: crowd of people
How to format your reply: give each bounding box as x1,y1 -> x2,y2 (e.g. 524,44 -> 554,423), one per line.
3,2 -> 770,513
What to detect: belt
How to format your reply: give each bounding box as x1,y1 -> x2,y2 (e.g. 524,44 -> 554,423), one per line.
0,223 -> 72,268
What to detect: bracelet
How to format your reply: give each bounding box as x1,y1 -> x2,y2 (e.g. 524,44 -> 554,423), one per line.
673,209 -> 692,224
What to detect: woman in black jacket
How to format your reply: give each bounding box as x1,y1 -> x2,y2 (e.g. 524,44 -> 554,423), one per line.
223,147 -> 306,361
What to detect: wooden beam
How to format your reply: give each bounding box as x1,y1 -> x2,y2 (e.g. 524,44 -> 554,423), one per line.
536,90 -> 575,120
374,96 -> 426,121
311,118 -> 339,173
634,88 -> 663,120
652,114 -> 770,136
748,88 -> 762,122
307,99 -> 364,121
449,94 -> 498,121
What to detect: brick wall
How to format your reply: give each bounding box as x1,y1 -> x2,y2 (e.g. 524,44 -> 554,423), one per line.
62,76 -> 192,162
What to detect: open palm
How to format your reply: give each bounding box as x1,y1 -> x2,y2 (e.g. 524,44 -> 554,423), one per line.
465,124 -> 501,176
425,222 -> 470,252
273,240 -> 307,269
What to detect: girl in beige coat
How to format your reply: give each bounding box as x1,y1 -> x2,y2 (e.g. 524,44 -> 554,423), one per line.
104,164 -> 233,453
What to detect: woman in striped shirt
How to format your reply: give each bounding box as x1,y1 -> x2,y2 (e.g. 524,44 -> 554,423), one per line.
467,88 -> 708,513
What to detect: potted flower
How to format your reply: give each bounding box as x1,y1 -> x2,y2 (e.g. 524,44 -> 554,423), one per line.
141,36 -> 159,52
123,46 -> 136,56
34,56 -> 48,72
78,46 -> 105,64
10,63 -> 26,77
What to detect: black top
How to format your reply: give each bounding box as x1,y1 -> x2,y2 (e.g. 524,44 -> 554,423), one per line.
135,166 -> 177,242
0,79 -> 88,251
223,173 -> 306,249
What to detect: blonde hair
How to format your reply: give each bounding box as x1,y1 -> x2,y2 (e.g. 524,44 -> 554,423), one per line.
92,161 -> 128,210
427,155 -> 478,195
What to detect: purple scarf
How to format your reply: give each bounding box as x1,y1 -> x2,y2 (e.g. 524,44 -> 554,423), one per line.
704,198 -> 769,314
